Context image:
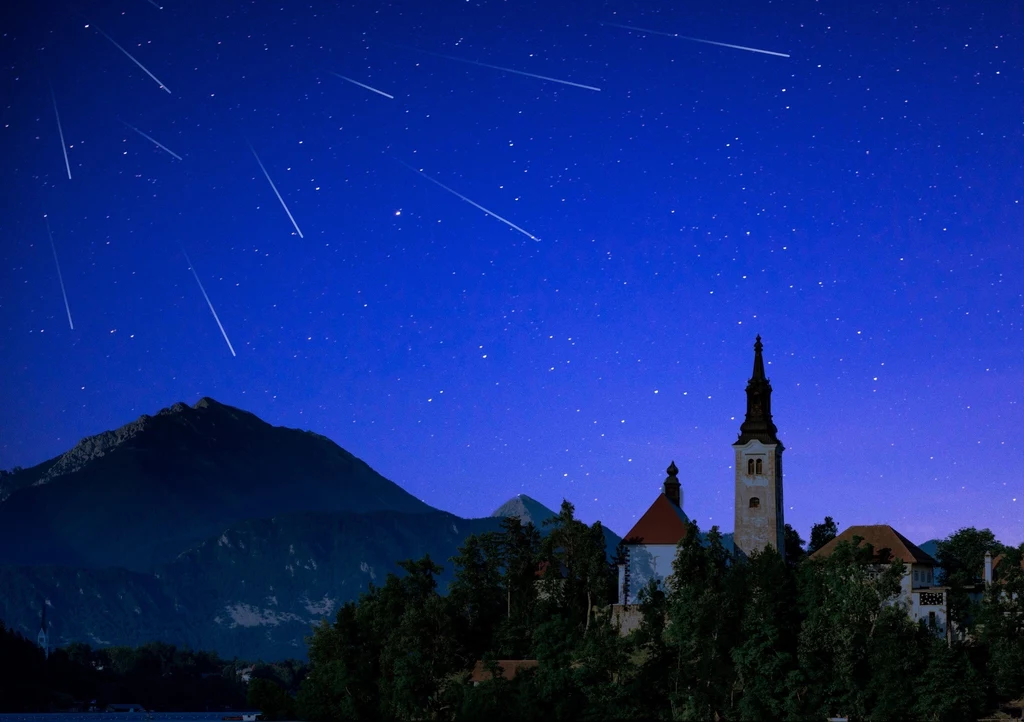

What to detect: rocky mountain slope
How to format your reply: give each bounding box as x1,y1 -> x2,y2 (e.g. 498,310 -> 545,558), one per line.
1,509 -> 509,661
0,398 -> 432,571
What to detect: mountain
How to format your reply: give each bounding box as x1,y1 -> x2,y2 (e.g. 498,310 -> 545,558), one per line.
0,398 -> 433,571
0,509 -> 505,661
919,539 -> 941,560
490,494 -> 558,526
0,398 -> 628,661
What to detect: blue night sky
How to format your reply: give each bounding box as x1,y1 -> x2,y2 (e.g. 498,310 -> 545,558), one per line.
1,0 -> 1022,546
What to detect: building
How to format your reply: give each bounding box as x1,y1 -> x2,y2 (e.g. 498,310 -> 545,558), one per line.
468,659 -> 539,686
732,335 -> 785,559
616,461 -> 690,606
612,336 -> 781,627
809,524 -> 951,635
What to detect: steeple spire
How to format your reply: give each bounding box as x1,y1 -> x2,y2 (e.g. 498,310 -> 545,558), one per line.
735,335 -> 781,446
663,461 -> 681,507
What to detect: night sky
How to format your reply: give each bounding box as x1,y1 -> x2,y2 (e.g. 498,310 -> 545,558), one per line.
2,0 -> 1022,546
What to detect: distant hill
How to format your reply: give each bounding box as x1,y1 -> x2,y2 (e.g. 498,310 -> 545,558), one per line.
491,494 -> 623,559
0,398 -> 433,571
919,539 -> 940,560
491,494 -> 558,526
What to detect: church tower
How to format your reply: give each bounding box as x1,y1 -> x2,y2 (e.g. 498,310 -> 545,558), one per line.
733,336 -> 785,558
37,603 -> 49,659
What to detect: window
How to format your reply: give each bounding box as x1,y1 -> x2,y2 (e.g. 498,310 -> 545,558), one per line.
747,459 -> 755,475
749,497 -> 760,508
928,611 -> 936,627
755,458 -> 763,474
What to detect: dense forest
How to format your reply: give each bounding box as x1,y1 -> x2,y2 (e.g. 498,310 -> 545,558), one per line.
2,503 -> 1022,721
0,623 -> 306,715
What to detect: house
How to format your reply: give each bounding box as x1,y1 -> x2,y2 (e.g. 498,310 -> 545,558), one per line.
468,659 -> 539,686
809,524 -> 959,635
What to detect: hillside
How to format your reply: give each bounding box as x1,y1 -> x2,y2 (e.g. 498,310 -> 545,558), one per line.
0,509 -> 506,661
0,398 -> 433,572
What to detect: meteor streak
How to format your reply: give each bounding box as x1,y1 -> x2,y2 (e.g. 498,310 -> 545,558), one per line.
329,72 -> 393,99
407,47 -> 601,91
142,0 -> 164,8
121,121 -> 182,160
396,159 -> 540,241
49,84 -> 72,179
248,143 -> 304,238
602,22 -> 790,58
181,247 -> 236,357
44,216 -> 74,330
93,26 -> 173,93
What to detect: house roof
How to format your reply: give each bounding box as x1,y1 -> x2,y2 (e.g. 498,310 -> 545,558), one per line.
623,494 -> 690,545
469,659 -> 538,683
810,524 -> 936,565
993,554 -> 1024,575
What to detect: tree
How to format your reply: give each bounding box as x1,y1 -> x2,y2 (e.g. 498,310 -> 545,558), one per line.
936,527 -> 1004,638
731,548 -> 801,720
663,522 -> 739,720
449,532 -> 505,657
794,537 -> 906,720
807,516 -> 838,554
247,677 -> 295,721
912,640 -> 987,722
540,501 -> 610,634
784,523 -> 806,566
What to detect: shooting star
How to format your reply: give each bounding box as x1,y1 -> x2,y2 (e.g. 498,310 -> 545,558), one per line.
44,216 -> 74,330
249,143 -> 304,238
602,22 -> 790,58
121,121 -> 182,160
92,25 -> 173,93
49,84 -> 72,179
405,46 -> 601,92
141,0 -> 164,8
396,159 -> 540,241
329,72 -> 393,99
181,247 -> 236,357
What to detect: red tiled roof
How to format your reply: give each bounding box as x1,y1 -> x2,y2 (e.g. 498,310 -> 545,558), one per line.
469,659 -> 538,683
992,554 -> 1024,573
623,494 -> 689,545
810,524 -> 935,564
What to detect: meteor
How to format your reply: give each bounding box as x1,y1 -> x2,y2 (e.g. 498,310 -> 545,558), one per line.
49,84 -> 72,179
181,247 -> 236,357
396,159 -> 540,241
602,22 -> 790,58
329,72 -> 394,99
407,47 -> 601,91
248,143 -> 304,238
121,121 -> 182,160
44,216 -> 74,330
93,26 -> 173,93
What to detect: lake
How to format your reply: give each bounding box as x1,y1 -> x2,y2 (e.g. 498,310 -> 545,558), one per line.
0,715 -> 265,721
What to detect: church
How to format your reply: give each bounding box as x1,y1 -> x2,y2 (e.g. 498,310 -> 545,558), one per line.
615,335 -> 785,607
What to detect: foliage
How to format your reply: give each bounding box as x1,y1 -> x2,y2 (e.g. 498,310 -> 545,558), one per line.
0,620 -> 304,713
807,515 -> 838,554
9,520 -> 1024,721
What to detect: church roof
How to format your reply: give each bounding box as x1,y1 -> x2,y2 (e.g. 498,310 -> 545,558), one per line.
623,494 -> 690,545
810,524 -> 936,565
735,335 -> 782,446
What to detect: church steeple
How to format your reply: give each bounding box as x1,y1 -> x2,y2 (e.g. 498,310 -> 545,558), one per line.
663,461 -> 681,507
735,335 -> 781,447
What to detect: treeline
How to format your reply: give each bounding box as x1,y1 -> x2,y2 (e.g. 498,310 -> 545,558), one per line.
294,502 -> 1024,721
0,622 -> 306,713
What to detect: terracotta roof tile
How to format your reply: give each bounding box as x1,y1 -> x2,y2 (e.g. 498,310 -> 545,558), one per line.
469,659 -> 538,683
810,524 -> 935,564
623,494 -> 690,545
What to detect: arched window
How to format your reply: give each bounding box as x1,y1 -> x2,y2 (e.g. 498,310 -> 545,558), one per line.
747,459 -> 755,475
749,497 -> 760,508
755,458 -> 763,474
